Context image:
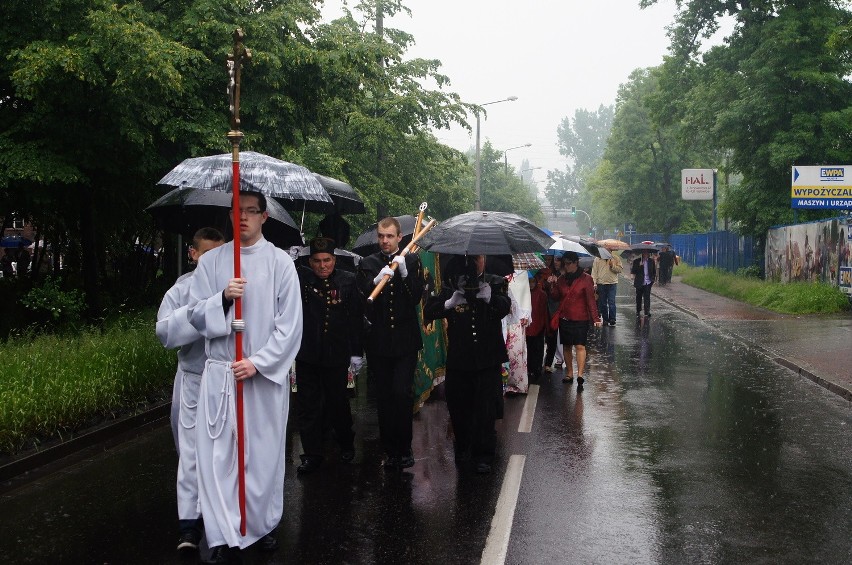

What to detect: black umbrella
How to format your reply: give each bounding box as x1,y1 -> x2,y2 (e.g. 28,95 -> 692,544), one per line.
417,211 -> 552,256
156,151 -> 334,213
292,245 -> 361,273
630,242 -> 660,253
351,215 -> 418,256
314,174 -> 365,214
1,235 -> 32,248
146,186 -> 303,248
559,234 -> 613,259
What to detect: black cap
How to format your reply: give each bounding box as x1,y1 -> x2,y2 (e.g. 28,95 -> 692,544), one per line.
309,237 -> 336,256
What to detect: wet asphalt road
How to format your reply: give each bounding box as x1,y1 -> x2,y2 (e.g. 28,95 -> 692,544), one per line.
1,280 -> 851,564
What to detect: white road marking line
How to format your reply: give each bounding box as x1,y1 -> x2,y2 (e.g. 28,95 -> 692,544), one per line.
517,384 -> 539,433
480,454 -> 526,565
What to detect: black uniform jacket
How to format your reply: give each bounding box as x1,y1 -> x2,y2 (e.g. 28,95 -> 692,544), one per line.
631,257 -> 657,288
296,266 -> 363,367
424,273 -> 511,372
356,251 -> 425,357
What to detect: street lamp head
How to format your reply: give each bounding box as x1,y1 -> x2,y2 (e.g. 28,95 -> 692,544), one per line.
507,96 -> 518,101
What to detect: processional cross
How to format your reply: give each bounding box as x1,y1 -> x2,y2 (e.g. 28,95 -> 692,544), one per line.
226,28 -> 251,537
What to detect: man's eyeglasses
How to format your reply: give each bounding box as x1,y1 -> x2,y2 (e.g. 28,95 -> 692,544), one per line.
231,207 -> 263,216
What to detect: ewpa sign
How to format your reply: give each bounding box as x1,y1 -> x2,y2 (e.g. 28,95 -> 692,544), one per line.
681,169 -> 714,200
791,166 -> 852,209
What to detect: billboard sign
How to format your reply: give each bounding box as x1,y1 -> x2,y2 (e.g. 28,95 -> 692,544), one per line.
791,166 -> 852,209
681,169 -> 714,200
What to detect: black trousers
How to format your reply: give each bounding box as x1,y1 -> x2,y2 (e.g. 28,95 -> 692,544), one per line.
526,332 -> 545,377
544,328 -> 560,366
446,365 -> 502,464
296,361 -> 354,458
635,284 -> 652,315
370,352 -> 417,457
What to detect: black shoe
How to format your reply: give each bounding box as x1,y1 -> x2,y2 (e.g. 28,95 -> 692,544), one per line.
577,376 -> 585,392
204,545 -> 239,565
645,312 -> 651,316
399,454 -> 415,469
562,375 -> 574,383
176,530 -> 200,552
297,456 -> 321,475
383,455 -> 401,469
476,462 -> 492,474
554,362 -> 563,369
608,320 -> 616,326
257,533 -> 279,552
340,448 -> 355,463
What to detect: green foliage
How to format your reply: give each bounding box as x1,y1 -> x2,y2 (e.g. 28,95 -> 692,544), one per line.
20,276 -> 86,331
0,309 -> 176,454
681,266 -> 851,314
736,265 -> 762,279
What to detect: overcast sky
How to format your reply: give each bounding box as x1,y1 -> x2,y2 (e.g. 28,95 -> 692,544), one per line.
321,1 -> 694,182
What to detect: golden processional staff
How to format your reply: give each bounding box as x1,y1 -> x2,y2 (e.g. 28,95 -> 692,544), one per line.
367,202 -> 436,302
226,29 -> 251,537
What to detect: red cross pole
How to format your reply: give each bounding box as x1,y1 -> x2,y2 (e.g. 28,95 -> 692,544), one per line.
227,28 -> 251,537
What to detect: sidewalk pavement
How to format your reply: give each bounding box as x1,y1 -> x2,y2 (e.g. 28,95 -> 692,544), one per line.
651,277 -> 852,402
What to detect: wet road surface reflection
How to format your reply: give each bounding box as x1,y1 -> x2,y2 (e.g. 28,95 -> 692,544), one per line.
1,283 -> 850,564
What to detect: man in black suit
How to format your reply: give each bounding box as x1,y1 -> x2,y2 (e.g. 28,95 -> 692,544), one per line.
631,250 -> 657,317
356,217 -> 425,470
295,237 -> 364,474
425,255 -> 511,474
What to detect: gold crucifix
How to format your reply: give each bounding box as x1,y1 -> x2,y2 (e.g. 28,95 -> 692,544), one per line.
227,28 -> 252,132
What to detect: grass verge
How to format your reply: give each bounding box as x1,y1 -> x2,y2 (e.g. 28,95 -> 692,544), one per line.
0,309 -> 176,455
676,265 -> 851,315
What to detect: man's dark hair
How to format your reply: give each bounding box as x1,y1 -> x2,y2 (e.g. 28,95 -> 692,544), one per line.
242,191 -> 267,213
192,227 -> 226,249
562,251 -> 579,263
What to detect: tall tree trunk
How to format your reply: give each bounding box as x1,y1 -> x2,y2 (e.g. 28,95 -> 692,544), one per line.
78,185 -> 102,318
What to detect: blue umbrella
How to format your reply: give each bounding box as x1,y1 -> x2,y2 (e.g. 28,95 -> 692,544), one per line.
1,235 -> 32,248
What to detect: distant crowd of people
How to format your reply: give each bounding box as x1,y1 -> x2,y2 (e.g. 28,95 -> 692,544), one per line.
0,247 -> 30,278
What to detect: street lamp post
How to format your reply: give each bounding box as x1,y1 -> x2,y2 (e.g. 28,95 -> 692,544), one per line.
475,96 -> 518,211
504,143 -> 531,175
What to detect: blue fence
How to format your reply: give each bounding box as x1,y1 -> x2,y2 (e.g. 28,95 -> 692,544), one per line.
628,231 -> 756,272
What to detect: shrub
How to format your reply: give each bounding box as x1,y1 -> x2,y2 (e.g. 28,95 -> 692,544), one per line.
19,276 -> 85,332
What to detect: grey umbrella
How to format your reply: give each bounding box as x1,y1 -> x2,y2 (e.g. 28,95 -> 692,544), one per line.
146,186 -> 303,248
157,151 -> 334,213
314,174 -> 366,214
417,211 -> 552,255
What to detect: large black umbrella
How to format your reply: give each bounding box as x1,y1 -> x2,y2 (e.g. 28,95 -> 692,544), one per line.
1,235 -> 32,248
156,151 -> 334,213
351,215 -> 418,256
146,186 -> 303,248
314,174 -> 365,214
418,211 -> 552,256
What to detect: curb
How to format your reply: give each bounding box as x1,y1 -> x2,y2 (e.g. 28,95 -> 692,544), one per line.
653,291 -> 852,403
0,402 -> 171,493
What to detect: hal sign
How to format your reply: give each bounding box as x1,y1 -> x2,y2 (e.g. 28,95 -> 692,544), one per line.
681,169 -> 714,200
791,165 -> 852,209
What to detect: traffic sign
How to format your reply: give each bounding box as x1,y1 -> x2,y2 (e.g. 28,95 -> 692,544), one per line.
624,223 -> 636,234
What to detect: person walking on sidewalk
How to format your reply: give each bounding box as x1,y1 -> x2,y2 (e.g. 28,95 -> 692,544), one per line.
591,254 -> 621,326
631,250 -> 656,317
526,273 -> 548,381
539,255 -> 565,372
547,251 -> 602,391
294,237 -> 363,475
156,227 -> 225,555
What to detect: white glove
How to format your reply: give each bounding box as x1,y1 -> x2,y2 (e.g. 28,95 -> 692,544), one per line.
373,265 -> 395,285
475,281 -> 492,303
349,356 -> 364,373
444,290 -> 467,309
392,255 -> 408,278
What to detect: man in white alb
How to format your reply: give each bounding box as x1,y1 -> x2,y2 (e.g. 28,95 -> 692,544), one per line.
189,191 -> 303,563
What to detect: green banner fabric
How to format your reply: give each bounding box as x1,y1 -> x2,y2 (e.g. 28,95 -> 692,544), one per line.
414,250 -> 447,410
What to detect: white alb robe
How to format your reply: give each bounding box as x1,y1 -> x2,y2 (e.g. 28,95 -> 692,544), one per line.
156,271 -> 205,520
189,237 -> 303,549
